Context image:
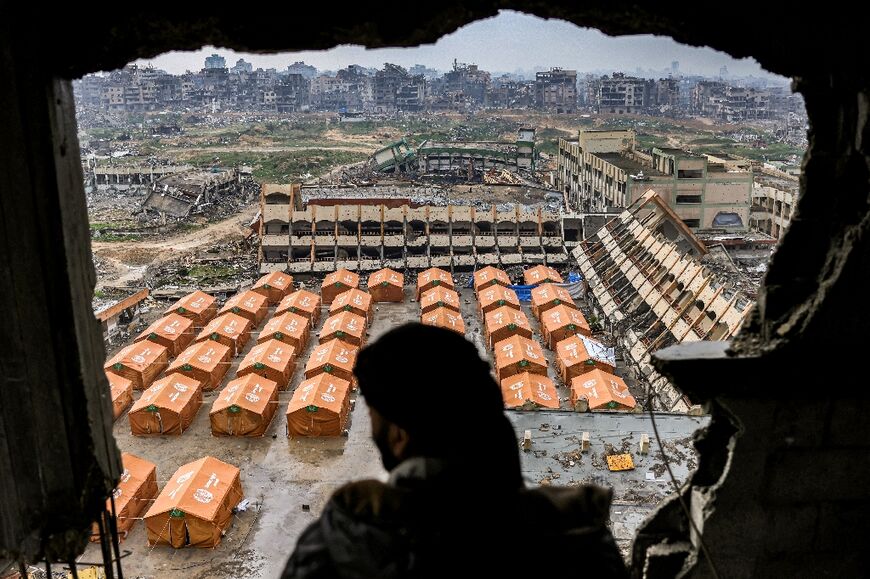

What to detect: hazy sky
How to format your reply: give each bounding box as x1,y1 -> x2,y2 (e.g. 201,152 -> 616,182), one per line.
136,10 -> 783,80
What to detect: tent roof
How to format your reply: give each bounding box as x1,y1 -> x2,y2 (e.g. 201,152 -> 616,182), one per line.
219,290 -> 267,317
523,265 -> 563,284
501,372 -> 560,409
106,341 -> 168,372
147,456 -> 240,521
252,272 -> 293,292
278,289 -> 320,314
484,306 -> 531,333
473,266 -> 510,290
211,374 -> 278,415
530,283 -> 575,307
493,335 -> 546,371
323,268 -> 360,289
131,372 -> 201,413
556,334 -> 616,367
368,268 -> 404,288
199,312 -> 252,341
416,267 -> 453,288
420,287 -> 460,309
287,374 -> 351,415
322,311 -> 366,341
305,338 -> 358,374
137,313 -> 193,342
239,339 -> 296,373
420,307 -> 465,332
329,288 -> 372,314
540,305 -> 590,333
571,368 -> 637,410
478,285 -> 520,310
166,290 -> 215,316
113,452 -> 157,514
171,341 -> 231,373
261,311 -> 308,340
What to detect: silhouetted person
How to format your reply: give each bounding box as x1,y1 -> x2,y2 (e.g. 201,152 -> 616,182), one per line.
283,323 -> 628,578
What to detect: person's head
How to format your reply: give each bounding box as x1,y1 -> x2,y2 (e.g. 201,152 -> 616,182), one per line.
354,323 -> 522,485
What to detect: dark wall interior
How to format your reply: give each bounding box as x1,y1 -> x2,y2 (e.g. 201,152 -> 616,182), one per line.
2,2 -> 869,576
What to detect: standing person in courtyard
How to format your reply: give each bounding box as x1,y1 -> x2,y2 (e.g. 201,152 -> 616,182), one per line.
283,323 -> 628,578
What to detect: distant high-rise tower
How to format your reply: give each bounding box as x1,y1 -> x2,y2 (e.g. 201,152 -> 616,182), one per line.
719,65 -> 729,79
671,61 -> 679,74
204,54 -> 226,70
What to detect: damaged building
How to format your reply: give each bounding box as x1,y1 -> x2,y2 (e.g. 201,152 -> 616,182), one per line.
88,164 -> 192,191
417,127 -> 536,176
557,129 -> 753,230
141,167 -> 242,218
573,190 -> 753,411
257,182 -> 578,273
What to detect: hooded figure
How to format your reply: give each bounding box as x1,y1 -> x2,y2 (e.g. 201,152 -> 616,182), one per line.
283,323 -> 628,579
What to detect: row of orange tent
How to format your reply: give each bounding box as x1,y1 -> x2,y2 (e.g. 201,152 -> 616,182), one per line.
415,268 -> 465,334
321,267 -> 405,304
95,452 -> 243,549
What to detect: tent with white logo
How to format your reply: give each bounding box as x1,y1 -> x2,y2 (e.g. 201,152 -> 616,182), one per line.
286,374 -> 351,437
129,373 -> 203,435
144,456 -> 243,548
210,374 -> 279,437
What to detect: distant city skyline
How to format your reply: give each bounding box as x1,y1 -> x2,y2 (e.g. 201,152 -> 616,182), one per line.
133,11 -> 785,82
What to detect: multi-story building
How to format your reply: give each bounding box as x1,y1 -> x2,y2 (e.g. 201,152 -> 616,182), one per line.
750,169 -> 798,239
257,184 -> 569,274
597,73 -> 653,114
204,54 -> 226,70
535,68 -> 577,112
557,129 -> 753,230
416,128 -> 536,175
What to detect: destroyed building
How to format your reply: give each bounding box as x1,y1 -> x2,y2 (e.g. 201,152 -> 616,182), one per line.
141,168 -> 241,218
257,183 -> 575,273
573,190 -> 753,411
557,129 -> 753,229
750,168 -> 798,239
534,68 -> 577,112
87,164 -> 192,191
416,128 -> 536,176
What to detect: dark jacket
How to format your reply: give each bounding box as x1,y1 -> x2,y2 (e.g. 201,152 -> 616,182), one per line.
282,458 -> 629,579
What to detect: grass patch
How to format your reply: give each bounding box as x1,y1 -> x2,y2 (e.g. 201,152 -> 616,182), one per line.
184,149 -> 368,182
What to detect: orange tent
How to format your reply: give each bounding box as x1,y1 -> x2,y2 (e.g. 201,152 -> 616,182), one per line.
104,341 -> 169,390
320,311 -> 366,347
321,268 -> 360,304
237,339 -> 296,389
250,272 -> 294,305
501,373 -> 560,410
304,338 -> 358,385
93,452 -> 158,541
484,306 -> 532,349
530,283 -> 577,319
167,341 -> 232,391
555,334 -> 616,384
368,268 -> 404,302
415,267 -> 454,299
165,290 -> 218,328
419,287 -> 460,314
144,456 -> 243,549
135,313 -> 195,358
218,290 -> 268,327
473,266 -> 510,293
275,289 -> 321,324
523,265 -> 563,285
210,374 -> 279,436
328,288 -> 374,325
196,312 -> 252,356
493,335 -> 548,381
420,307 -> 465,335
477,285 -> 521,316
570,368 -> 637,411
107,371 -> 133,421
258,310 -> 311,352
541,305 -> 592,349
129,373 -> 203,435
286,374 -> 351,437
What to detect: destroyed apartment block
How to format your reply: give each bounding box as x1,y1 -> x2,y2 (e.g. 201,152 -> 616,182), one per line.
573,190 -> 753,412
141,167 -> 241,218
371,138 -> 417,173
258,184 -> 569,274
417,128 -> 535,178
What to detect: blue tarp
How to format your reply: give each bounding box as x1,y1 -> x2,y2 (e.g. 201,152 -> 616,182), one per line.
508,284 -> 536,302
